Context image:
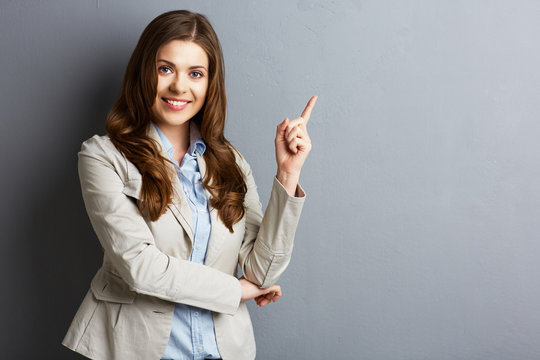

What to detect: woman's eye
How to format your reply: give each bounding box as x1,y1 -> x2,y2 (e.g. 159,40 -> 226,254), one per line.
158,66 -> 172,74
191,71 -> 204,79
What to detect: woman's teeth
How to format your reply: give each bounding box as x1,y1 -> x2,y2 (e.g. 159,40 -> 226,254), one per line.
166,99 -> 188,106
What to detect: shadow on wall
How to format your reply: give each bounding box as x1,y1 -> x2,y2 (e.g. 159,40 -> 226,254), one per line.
18,67 -> 123,359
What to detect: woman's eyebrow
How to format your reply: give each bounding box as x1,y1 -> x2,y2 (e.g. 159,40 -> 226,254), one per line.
189,65 -> 208,72
157,59 -> 176,67
157,59 -> 207,72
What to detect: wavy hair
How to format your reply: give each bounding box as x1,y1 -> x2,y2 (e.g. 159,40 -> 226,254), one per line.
106,10 -> 246,232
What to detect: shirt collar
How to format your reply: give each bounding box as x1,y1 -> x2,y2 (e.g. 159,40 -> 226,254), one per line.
152,122 -> 206,160
188,122 -> 206,156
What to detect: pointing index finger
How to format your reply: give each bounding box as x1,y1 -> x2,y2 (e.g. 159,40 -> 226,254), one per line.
300,95 -> 318,124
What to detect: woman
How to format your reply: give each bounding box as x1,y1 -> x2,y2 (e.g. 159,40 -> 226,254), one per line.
63,10 -> 316,360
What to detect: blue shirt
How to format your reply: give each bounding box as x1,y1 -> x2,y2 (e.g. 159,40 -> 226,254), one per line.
155,123 -> 222,360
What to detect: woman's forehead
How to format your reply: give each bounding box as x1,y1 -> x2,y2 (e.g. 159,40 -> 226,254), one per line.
156,40 -> 209,68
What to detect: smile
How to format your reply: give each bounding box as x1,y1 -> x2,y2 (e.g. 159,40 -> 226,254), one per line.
161,97 -> 191,110
166,99 -> 187,106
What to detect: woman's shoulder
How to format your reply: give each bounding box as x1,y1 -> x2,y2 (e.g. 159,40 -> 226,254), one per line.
79,134 -> 122,160
78,134 -> 133,178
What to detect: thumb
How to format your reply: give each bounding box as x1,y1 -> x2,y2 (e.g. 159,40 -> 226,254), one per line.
276,118 -> 289,137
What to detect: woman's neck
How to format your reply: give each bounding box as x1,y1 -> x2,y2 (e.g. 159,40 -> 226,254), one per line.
158,121 -> 190,164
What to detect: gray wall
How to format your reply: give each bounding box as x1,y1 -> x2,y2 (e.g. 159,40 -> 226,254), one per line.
2,0 -> 540,359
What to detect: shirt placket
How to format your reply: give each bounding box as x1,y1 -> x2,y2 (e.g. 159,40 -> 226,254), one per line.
180,154 -> 211,360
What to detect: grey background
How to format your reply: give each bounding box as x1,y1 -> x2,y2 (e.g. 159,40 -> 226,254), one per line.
1,0 -> 540,359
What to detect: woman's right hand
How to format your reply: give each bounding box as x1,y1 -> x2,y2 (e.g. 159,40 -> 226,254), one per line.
239,277 -> 282,307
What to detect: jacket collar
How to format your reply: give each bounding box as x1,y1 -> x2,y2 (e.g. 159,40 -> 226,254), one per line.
147,124 -> 195,243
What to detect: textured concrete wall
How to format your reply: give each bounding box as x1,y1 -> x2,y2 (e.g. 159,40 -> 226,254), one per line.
2,1 -> 540,359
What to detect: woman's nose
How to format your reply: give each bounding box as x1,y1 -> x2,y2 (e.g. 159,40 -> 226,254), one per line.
169,73 -> 187,94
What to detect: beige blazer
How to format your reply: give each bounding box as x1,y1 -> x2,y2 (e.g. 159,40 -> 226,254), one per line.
62,125 -> 305,360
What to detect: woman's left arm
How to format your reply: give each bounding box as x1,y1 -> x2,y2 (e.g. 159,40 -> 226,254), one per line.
238,96 -> 317,289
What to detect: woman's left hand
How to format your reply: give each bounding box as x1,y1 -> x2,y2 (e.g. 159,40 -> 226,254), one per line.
239,277 -> 282,307
254,292 -> 281,307
275,95 -> 317,195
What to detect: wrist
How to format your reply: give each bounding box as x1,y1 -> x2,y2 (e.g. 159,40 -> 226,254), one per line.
276,170 -> 300,196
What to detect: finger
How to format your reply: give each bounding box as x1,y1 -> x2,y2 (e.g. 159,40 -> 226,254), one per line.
286,132 -> 312,153
285,117 -> 302,138
300,95 -> 318,124
294,137 -> 312,153
288,137 -> 299,154
281,117 -> 289,129
277,118 -> 290,145
269,285 -> 281,297
286,123 -> 311,142
259,294 -> 272,307
286,117 -> 305,133
277,118 -> 289,136
286,126 -> 301,144
257,297 -> 270,307
258,293 -> 272,306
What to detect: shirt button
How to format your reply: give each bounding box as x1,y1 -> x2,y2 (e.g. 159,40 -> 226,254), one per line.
194,311 -> 199,316
197,347 -> 202,352
196,245 -> 201,250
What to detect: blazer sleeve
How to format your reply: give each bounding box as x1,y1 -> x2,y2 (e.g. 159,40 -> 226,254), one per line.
237,156 -> 306,288
78,136 -> 241,315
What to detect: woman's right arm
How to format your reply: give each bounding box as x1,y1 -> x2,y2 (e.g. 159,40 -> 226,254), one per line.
78,137 -> 243,314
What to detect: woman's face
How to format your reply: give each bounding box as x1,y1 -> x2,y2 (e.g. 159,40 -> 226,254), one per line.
152,40 -> 209,130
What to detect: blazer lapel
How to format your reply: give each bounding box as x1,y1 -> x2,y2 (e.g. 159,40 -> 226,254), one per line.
147,124 -> 194,243
169,177 -> 195,244
196,153 -> 225,265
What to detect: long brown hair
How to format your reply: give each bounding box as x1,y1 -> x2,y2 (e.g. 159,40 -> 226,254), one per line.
106,10 -> 246,232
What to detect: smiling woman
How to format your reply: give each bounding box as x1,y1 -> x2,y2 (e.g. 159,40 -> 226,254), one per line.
62,9 -> 316,360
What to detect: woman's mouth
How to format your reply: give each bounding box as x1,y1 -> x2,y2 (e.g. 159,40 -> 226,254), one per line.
162,97 -> 191,110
